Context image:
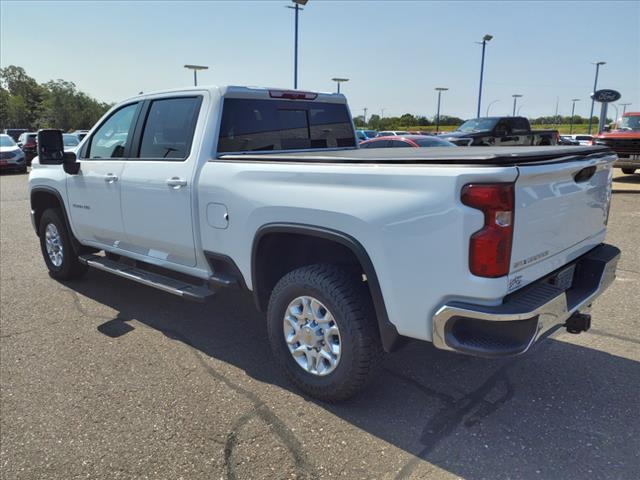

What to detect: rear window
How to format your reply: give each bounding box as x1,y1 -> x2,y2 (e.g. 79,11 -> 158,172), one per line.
217,98 -> 356,153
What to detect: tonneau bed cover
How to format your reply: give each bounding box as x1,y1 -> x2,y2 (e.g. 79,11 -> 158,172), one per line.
219,145 -> 612,165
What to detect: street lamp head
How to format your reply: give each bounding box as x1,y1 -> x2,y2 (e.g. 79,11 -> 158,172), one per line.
512,94 -> 523,98
332,78 -> 349,83
184,64 -> 209,71
571,98 -> 581,102
292,0 -> 308,5
435,87 -> 449,91
592,61 -> 606,66
483,34 -> 493,41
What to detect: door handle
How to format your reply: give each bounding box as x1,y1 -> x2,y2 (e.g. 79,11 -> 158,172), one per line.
104,173 -> 118,183
166,177 -> 187,189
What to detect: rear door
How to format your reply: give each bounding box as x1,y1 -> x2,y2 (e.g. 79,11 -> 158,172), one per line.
67,102 -> 140,246
118,95 -> 203,267
496,119 -> 520,146
509,153 -> 615,288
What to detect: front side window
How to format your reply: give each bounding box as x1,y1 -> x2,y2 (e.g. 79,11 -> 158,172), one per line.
139,97 -> 201,159
88,103 -> 138,159
511,118 -> 530,134
218,98 -> 356,153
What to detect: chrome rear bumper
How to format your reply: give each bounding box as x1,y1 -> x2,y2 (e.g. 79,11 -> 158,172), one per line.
432,244 -> 620,357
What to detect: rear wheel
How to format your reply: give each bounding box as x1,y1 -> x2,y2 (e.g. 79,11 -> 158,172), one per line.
39,208 -> 87,280
267,264 -> 382,402
622,168 -> 636,174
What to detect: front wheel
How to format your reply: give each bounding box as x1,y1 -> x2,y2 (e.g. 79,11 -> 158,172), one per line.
267,264 -> 382,402
38,208 -> 87,280
622,168 -> 637,174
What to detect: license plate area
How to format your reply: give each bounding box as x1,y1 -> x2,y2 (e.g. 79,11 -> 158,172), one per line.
546,264 -> 576,291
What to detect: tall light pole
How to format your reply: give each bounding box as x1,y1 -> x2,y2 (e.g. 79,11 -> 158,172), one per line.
434,87 -> 448,133
486,99 -> 499,116
184,64 -> 209,86
569,98 -> 580,134
287,0 -> 308,89
332,77 -> 349,94
588,61 -> 606,134
476,34 -> 493,118
363,107 -> 368,126
620,103 -> 632,115
512,94 -> 523,116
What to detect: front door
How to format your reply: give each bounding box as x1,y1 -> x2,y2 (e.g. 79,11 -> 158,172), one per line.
66,102 -> 140,246
119,95 -> 203,267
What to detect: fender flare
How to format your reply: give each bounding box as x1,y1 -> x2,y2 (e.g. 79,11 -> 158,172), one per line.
251,223 -> 405,352
30,186 -> 82,254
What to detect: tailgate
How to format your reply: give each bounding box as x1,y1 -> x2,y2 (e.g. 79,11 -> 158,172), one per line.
508,153 -> 615,291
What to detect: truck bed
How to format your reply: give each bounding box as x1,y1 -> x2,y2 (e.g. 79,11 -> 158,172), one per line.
219,145 -> 612,166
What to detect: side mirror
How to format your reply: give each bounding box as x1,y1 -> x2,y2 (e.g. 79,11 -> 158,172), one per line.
37,129 -> 64,164
63,151 -> 80,175
37,129 -> 80,174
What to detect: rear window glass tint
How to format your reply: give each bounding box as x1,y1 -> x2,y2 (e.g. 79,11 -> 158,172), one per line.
218,98 -> 356,153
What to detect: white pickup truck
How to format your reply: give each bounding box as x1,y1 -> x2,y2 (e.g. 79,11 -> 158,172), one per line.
29,86 -> 620,401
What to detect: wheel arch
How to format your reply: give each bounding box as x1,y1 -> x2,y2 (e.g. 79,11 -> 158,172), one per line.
251,223 -> 404,352
30,186 -> 83,254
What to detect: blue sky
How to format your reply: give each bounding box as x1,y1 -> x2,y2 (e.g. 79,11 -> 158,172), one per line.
1,0 -> 638,119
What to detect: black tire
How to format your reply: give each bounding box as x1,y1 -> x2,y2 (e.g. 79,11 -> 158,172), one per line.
622,168 -> 636,174
38,208 -> 87,280
267,264 -> 382,402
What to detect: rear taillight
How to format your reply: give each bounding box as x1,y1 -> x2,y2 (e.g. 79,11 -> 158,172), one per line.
461,183 -> 514,278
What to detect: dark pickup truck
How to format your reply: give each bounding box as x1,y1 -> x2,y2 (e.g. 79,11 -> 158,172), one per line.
441,116 -> 559,147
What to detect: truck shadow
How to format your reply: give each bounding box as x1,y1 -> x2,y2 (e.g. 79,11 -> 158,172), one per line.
64,271 -> 640,479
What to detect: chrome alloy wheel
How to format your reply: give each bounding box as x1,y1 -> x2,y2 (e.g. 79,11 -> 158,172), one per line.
45,223 -> 64,267
283,296 -> 342,376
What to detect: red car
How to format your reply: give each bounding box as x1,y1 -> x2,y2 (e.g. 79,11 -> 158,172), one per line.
359,135 -> 456,149
592,112 -> 640,174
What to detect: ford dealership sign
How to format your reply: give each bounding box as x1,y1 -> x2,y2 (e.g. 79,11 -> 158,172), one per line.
591,89 -> 621,103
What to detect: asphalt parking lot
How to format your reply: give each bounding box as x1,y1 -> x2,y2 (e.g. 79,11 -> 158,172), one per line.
1,171 -> 639,480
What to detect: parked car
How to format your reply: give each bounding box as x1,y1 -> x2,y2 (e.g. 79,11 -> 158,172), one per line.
377,130 -> 409,136
0,134 -> 27,173
3,128 -> 28,142
359,135 -> 456,149
559,135 -> 580,146
562,134 -> 593,146
440,117 -> 559,146
72,130 -> 90,141
592,112 -> 640,174
356,130 -> 376,143
63,133 -> 80,151
17,132 -> 38,165
29,85 -> 619,401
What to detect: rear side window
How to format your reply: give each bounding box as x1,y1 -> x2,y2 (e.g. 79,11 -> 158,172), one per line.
139,97 -> 201,160
217,98 -> 356,153
360,140 -> 390,149
511,117 -> 530,134
413,137 -> 456,147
